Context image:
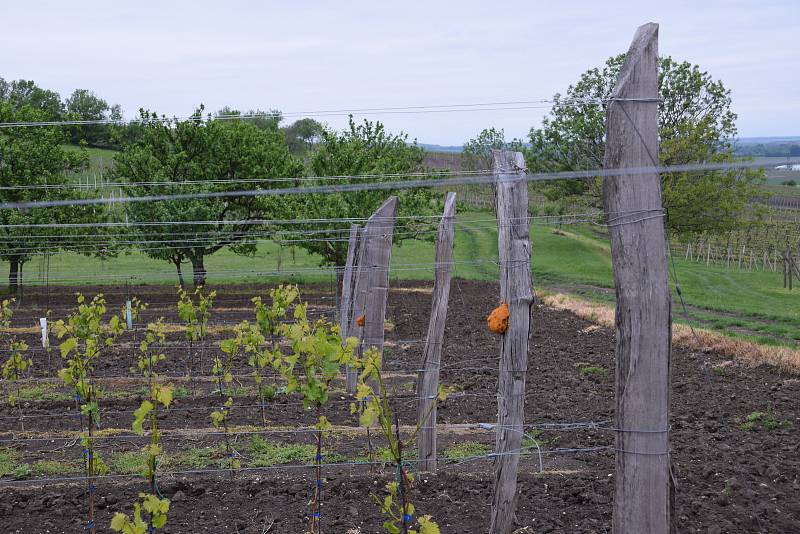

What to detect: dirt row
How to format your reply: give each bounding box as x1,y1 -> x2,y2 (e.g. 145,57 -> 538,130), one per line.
0,281 -> 798,533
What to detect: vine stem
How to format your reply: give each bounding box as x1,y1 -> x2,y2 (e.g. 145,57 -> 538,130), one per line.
311,403 -> 323,534
148,348 -> 158,532
14,366 -> 24,432
86,381 -> 96,534
395,413 -> 409,534
215,367 -> 235,480
188,338 -> 195,397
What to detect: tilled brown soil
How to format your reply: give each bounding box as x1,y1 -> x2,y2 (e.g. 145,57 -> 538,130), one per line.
1,281 -> 799,533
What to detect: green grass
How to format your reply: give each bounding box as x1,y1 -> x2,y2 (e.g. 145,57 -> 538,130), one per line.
14,384 -> 71,402
578,365 -> 608,377
0,447 -> 20,476
32,459 -> 79,475
739,409 -> 790,432
62,145 -> 117,183
247,436 -> 317,467
110,451 -> 147,475
170,445 -> 224,469
363,445 -> 419,464
442,441 -> 490,461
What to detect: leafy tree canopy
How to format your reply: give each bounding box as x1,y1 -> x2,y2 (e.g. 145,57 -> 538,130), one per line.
526,55 -> 765,235
0,102 -> 107,294
462,127 -> 525,171
0,78 -> 63,120
287,116 -> 441,268
215,106 -> 283,131
65,88 -> 119,148
112,106 -> 304,287
283,118 -> 324,155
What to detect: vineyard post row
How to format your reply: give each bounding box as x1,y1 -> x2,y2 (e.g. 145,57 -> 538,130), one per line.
336,23 -> 672,534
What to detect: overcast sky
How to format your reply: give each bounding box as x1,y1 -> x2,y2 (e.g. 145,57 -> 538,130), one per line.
1,0 -> 797,145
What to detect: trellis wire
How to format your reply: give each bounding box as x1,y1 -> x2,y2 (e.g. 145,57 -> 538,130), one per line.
2,160 -> 798,211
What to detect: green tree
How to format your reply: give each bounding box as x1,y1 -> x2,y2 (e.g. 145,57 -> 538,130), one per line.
0,103 -> 107,294
215,106 -> 283,131
0,78 -> 63,120
462,127 -> 525,171
527,55 -> 765,234
65,89 -> 117,147
112,107 -> 304,286
289,117 -> 440,270
283,118 -> 324,155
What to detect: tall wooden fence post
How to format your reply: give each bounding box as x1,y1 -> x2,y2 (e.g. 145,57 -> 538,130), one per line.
416,192 -> 457,472
489,150 -> 533,534
346,197 -> 398,392
341,224 -> 361,377
603,22 -> 672,534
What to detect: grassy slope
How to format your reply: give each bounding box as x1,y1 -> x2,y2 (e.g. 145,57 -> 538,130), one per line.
61,145 -> 117,183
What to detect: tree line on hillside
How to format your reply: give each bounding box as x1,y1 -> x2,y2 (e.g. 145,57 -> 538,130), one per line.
0,77 -> 326,153
0,54 -> 767,294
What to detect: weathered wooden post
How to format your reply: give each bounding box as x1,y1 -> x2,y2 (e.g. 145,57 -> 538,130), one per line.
603,23 -> 672,534
341,224 -> 361,380
346,197 -> 398,392
416,192 -> 457,472
340,224 -> 361,331
785,250 -> 789,289
489,150 -> 532,534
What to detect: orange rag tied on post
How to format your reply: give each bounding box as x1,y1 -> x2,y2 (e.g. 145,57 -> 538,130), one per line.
355,315 -> 365,327
487,303 -> 509,334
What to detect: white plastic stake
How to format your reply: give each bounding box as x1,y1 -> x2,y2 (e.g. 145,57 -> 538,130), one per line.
126,300 -> 133,329
40,318 -> 49,348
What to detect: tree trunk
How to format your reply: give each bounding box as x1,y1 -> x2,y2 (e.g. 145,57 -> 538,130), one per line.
8,258 -> 22,295
190,254 -> 206,288
174,258 -> 186,289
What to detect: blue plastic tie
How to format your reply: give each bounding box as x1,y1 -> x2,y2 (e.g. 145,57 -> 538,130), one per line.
86,520 -> 94,529
315,453 -> 323,461
312,512 -> 321,519
403,514 -> 413,522
316,480 -> 323,488
88,484 -> 96,493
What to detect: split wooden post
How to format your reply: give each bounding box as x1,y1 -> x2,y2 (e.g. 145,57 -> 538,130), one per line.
489,150 -> 533,534
603,23 -> 672,534
416,192 -> 457,472
340,225 -> 361,332
346,197 -> 398,392
340,224 -> 361,365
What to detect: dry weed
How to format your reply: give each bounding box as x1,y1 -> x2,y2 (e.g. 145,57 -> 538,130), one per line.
541,293 -> 800,373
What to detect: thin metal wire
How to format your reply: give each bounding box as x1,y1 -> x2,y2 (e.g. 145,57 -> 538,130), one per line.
2,159 -> 797,211
0,97 -> 646,129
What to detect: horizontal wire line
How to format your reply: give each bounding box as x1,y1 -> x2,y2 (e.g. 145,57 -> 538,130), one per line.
0,97 -> 636,129
0,169 -> 496,191
2,159 -> 795,211
0,211 -> 604,231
